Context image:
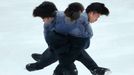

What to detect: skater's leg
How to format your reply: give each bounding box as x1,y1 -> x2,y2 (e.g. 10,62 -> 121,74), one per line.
26,48 -> 58,71
76,50 -> 111,75
45,31 -> 86,75
31,53 -> 41,61
53,35 -> 88,75
76,50 -> 98,71
31,48 -> 52,61
38,48 -> 58,67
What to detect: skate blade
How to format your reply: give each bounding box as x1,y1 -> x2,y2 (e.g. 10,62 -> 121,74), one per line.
104,70 -> 112,75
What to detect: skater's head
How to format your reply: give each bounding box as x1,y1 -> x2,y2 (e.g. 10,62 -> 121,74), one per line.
33,1 -> 57,19
33,1 -> 57,24
64,2 -> 84,20
86,2 -> 110,23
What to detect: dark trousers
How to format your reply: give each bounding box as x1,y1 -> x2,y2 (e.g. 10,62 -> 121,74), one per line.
36,31 -> 98,74
36,48 -> 98,73
46,31 -> 80,75
53,34 -> 92,75
36,48 -> 77,75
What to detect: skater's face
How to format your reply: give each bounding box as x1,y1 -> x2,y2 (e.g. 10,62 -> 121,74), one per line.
87,12 -> 101,23
43,17 -> 54,24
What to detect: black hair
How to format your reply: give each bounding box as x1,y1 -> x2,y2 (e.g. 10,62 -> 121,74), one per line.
64,2 -> 84,20
86,2 -> 109,16
33,1 -> 57,18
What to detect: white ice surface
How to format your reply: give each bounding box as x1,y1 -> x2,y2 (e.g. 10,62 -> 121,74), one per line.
0,0 -> 134,75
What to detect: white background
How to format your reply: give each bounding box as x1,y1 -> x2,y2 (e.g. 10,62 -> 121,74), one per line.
0,0 -> 134,75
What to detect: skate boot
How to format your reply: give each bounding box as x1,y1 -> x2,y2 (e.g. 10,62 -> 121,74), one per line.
32,53 -> 41,61
26,63 -> 43,71
91,67 -> 111,75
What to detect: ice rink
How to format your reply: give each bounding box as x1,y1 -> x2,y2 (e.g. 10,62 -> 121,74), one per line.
0,0 -> 134,75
